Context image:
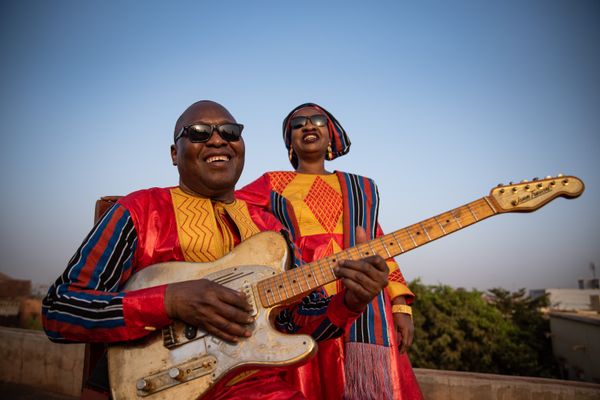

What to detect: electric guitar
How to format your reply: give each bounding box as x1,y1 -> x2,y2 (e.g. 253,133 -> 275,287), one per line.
108,175 -> 584,399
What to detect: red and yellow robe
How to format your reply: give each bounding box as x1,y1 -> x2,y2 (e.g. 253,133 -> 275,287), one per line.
237,172 -> 423,400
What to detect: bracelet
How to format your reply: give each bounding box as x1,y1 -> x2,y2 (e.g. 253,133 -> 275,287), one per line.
392,304 -> 412,317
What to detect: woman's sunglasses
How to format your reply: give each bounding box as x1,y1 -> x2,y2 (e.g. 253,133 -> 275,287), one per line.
290,114 -> 328,130
174,123 -> 244,143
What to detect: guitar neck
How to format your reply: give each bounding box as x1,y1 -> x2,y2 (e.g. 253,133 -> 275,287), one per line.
257,196 -> 498,308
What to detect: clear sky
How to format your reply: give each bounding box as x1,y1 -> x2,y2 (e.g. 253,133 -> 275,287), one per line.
1,1 -> 598,292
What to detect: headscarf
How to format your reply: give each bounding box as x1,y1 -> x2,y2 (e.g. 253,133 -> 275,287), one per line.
282,103 -> 351,169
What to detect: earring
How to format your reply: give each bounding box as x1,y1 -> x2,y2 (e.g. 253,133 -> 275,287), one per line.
327,143 -> 333,160
289,147 -> 294,162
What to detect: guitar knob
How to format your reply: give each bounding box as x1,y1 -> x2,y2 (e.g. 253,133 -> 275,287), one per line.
136,379 -> 151,391
184,324 -> 197,339
169,367 -> 183,380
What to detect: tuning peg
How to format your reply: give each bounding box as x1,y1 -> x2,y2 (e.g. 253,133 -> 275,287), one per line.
497,183 -> 504,187
509,181 -> 514,185
546,175 -> 552,179
532,177 -> 539,181
521,179 -> 529,183
557,173 -> 564,177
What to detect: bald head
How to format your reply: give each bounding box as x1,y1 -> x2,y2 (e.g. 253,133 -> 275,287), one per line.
170,100 -> 245,202
174,100 -> 237,141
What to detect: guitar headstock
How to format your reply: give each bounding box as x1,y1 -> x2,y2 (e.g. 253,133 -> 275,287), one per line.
489,175 -> 584,213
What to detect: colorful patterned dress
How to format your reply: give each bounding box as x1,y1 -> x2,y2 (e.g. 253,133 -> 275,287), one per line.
237,172 -> 423,400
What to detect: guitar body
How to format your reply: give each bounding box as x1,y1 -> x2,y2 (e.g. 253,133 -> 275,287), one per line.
108,231 -> 317,400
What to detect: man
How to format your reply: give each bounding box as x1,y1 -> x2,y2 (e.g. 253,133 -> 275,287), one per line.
42,100 -> 390,399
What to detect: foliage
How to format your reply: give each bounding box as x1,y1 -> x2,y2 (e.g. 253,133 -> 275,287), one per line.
408,279 -> 559,378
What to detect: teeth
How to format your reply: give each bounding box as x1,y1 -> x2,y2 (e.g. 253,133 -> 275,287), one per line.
304,134 -> 318,142
206,155 -> 230,163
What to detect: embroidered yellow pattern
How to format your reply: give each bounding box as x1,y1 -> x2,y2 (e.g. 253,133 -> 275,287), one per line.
170,188 -> 260,262
280,173 -> 344,237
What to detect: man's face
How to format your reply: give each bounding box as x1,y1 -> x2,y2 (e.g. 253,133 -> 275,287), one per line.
171,102 -> 245,202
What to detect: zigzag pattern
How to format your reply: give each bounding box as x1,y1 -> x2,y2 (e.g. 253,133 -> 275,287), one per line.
172,190 -> 221,262
223,201 -> 260,240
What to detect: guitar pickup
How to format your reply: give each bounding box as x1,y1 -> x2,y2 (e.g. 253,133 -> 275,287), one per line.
242,282 -> 257,317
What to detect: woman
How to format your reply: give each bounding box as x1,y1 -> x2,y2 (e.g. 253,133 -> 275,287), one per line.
236,103 -> 423,399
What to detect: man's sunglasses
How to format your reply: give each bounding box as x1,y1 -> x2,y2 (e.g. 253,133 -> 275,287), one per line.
290,115 -> 328,130
174,123 -> 244,143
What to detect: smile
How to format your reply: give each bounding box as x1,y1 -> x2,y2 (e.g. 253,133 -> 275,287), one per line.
302,133 -> 319,144
205,155 -> 231,163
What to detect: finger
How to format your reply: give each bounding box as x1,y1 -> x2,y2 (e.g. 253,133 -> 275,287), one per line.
406,325 -> 414,349
336,267 -> 382,294
355,226 -> 368,244
399,325 -> 409,354
341,278 -> 375,301
215,285 -> 253,311
201,316 -> 253,343
338,258 -> 387,280
213,301 -> 255,326
340,256 -> 389,275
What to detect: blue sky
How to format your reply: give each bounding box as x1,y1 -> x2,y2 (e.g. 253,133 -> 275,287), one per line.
1,0 -> 598,292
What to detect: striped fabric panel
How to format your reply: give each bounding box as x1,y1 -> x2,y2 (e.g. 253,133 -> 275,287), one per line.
270,191 -> 299,241
338,173 -> 391,346
42,204 -> 137,342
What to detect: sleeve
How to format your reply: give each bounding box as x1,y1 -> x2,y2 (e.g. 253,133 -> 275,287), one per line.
42,203 -> 171,343
377,224 -> 415,304
275,289 -> 362,341
235,173 -> 272,209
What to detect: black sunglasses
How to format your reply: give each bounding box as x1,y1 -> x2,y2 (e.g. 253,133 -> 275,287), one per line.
174,123 -> 244,143
290,114 -> 328,130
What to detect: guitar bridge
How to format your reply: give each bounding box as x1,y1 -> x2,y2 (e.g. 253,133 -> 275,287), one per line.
162,324 -> 178,349
135,355 -> 217,396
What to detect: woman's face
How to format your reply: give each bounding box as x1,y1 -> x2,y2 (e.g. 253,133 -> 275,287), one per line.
289,107 -> 330,162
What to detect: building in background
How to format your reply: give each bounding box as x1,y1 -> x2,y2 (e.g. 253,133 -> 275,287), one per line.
0,272 -> 41,329
531,274 -> 600,384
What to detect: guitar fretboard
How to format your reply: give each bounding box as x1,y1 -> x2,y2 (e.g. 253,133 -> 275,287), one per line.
256,197 -> 498,308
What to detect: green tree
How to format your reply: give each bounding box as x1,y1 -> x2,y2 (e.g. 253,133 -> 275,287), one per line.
487,288 -> 558,377
408,280 -> 559,378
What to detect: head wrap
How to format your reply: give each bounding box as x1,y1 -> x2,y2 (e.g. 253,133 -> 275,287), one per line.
282,102 -> 351,169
